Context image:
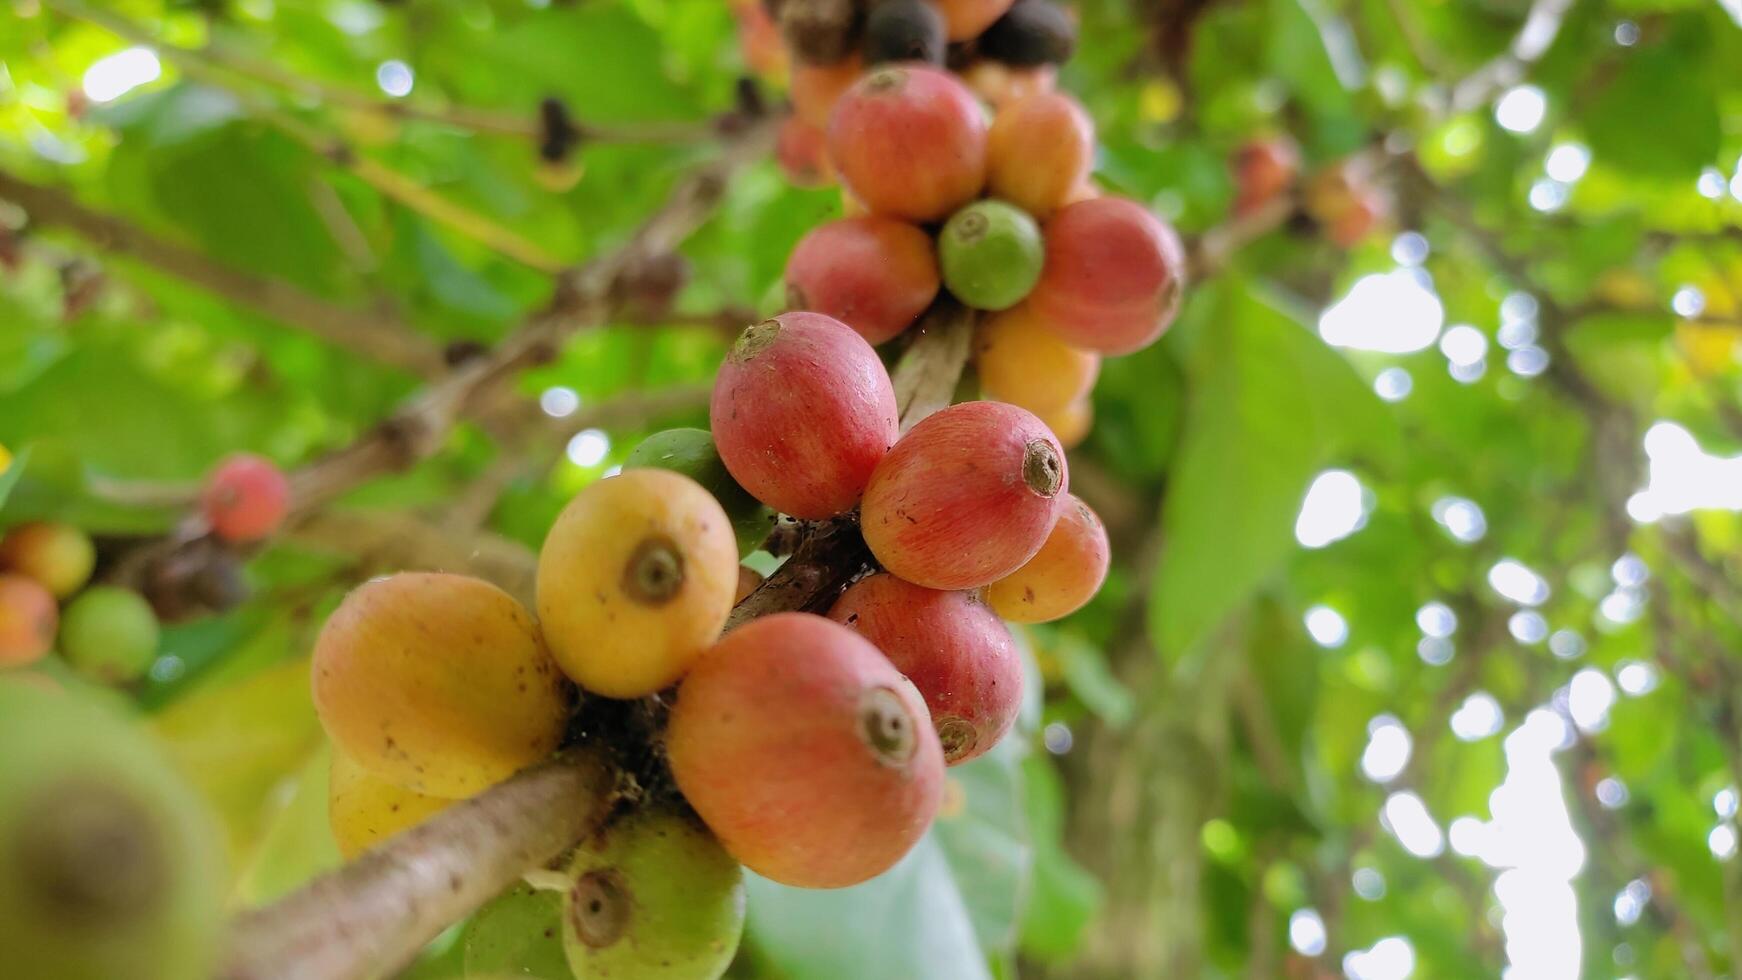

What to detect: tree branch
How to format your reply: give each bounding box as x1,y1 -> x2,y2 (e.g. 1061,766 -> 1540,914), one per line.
1448,0 -> 1578,112
0,169 -> 448,380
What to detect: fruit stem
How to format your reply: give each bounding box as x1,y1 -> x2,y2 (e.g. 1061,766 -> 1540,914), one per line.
891,299 -> 978,432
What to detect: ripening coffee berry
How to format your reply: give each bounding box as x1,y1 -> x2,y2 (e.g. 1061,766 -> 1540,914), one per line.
985,493 -> 1108,622
979,0 -> 1077,66
201,453 -> 291,543
1026,196 -> 1187,354
562,808 -> 745,979
828,65 -> 988,222
538,470 -> 739,698
986,91 -> 1094,217
624,428 -> 776,557
863,0 -> 947,65
862,401 -> 1067,590
327,750 -> 453,859
0,574 -> 57,667
711,313 -> 899,519
939,200 -> 1044,311
0,521 -> 95,598
667,613 -> 943,888
58,586 -> 159,684
829,574 -> 1022,764
785,216 -> 940,344
961,59 -> 1057,109
1037,394 -> 1092,449
936,0 -> 1016,40
974,303 -> 1100,412
791,54 -> 863,127
312,573 -> 572,797
1231,137 -> 1299,215
776,116 -> 833,188
0,682 -> 224,980
1327,188 -> 1384,248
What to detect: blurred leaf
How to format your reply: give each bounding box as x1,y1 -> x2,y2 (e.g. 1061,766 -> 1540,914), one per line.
1581,41 -> 1721,179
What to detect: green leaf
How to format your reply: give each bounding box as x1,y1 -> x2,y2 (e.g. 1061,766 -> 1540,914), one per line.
0,445 -> 29,513
1581,41 -> 1721,178
932,739 -> 1032,955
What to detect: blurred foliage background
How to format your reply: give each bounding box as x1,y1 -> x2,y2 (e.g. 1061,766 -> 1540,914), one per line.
2,0 -> 1741,977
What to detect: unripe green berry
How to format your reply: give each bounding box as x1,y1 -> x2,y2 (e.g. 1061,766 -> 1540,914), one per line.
938,199 -> 1044,311
59,587 -> 160,684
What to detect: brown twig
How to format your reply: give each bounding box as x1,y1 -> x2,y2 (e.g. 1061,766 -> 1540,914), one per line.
892,299 -> 977,430
0,169 -> 448,379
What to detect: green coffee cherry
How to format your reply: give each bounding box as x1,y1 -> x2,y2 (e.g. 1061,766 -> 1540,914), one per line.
463,883 -> 571,979
938,199 -> 1044,311
624,428 -> 776,556
59,586 -> 160,684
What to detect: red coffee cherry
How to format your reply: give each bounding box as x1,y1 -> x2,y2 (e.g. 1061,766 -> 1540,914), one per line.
785,216 -> 940,344
775,116 -> 833,188
985,493 -> 1109,622
0,573 -> 57,667
201,453 -> 291,543
829,574 -> 1022,765
986,91 -> 1094,218
666,612 -> 944,888
711,313 -> 900,519
1231,137 -> 1299,216
827,65 -> 988,223
1026,196 -> 1187,355
861,401 -> 1067,590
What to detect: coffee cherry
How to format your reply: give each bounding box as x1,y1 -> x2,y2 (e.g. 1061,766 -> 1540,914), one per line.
0,681 -> 224,980
732,0 -> 789,80
1231,137 -> 1299,215
791,54 -> 862,127
961,59 -> 1057,109
862,401 -> 1067,590
780,0 -> 861,65
775,116 -> 833,188
538,470 -> 739,698
667,612 -> 943,888
979,0 -> 1076,66
312,573 -> 572,797
1037,394 -> 1092,449
201,453 -> 291,543
58,586 -> 159,684
939,200 -> 1044,312
562,808 -> 745,978
327,750 -> 453,859
735,565 -> 765,604
463,884 -> 570,980
624,428 -> 776,558
863,0 -> 947,65
828,65 -> 988,222
936,0 -> 1016,40
0,574 -> 57,667
829,574 -> 1022,764
985,493 -> 1108,622
0,521 -> 95,598
785,216 -> 940,344
1327,188 -> 1384,248
974,303 -> 1100,412
1026,196 -> 1187,354
986,91 -> 1094,217
711,313 -> 899,519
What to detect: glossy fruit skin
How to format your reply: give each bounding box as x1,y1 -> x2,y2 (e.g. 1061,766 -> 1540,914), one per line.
974,303 -> 1099,412
985,493 -> 1108,622
863,0 -> 946,65
1037,394 -> 1092,449
862,401 -> 1067,590
201,453 -> 291,543
986,92 -> 1094,217
828,574 -> 1022,764
938,199 -> 1044,311
936,0 -> 1016,40
960,59 -> 1056,109
711,313 -> 899,519
58,586 -> 159,684
1026,196 -> 1187,355
0,681 -> 225,980
979,0 -> 1077,65
312,573 -> 572,797
785,217 -> 940,345
775,116 -> 832,188
0,573 -> 57,667
624,428 -> 776,557
0,521 -> 95,598
667,613 -> 943,888
791,54 -> 862,128
828,65 -> 988,223
562,808 -> 746,979
463,883 -> 570,980
327,750 -> 453,859
538,470 -> 739,698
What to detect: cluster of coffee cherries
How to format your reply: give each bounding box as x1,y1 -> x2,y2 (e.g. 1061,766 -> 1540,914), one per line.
1230,136 -> 1390,248
0,453 -> 288,686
